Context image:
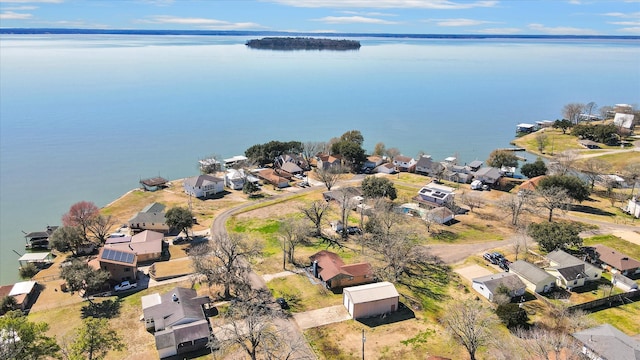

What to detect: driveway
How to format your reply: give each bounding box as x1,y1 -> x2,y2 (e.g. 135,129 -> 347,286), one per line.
455,264 -> 494,283
293,305 -> 351,330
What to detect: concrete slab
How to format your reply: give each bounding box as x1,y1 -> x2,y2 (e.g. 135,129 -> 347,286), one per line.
293,304 -> 351,330
612,230 -> 640,246
455,264 -> 494,283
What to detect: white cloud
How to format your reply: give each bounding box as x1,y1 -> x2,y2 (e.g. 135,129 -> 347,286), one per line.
267,0 -> 498,10
138,0 -> 174,6
425,18 -> 496,26
528,23 -> 599,35
618,26 -> 640,33
142,16 -> 265,30
568,0 -> 582,4
2,5 -> 37,9
0,11 -> 32,19
602,12 -> 640,19
609,20 -> 640,26
477,27 -> 522,34
312,15 -> 398,24
339,11 -> 397,17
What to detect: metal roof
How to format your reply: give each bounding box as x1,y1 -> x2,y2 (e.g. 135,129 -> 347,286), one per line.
343,282 -> 399,304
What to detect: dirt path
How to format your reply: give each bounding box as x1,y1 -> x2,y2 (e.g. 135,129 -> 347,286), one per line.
428,238 -> 515,264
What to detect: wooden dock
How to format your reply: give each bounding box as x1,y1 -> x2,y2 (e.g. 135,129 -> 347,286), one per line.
496,147 -> 526,152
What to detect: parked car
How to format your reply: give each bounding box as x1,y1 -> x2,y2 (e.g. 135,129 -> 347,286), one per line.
499,260 -> 510,272
114,281 -> 137,292
492,252 -> 505,262
173,237 -> 187,244
339,226 -> 362,235
483,253 -> 495,263
294,174 -> 304,180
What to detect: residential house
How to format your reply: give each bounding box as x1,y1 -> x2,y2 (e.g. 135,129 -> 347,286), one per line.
614,112 -> 635,130
509,260 -> 556,294
105,230 -> 164,262
573,323 -> 640,360
310,250 -> 375,290
625,197 -> 640,218
376,162 -> 396,174
443,165 -> 473,184
142,287 -> 212,359
323,187 -> 363,209
139,177 -> 168,191
316,154 -> 342,170
343,282 -> 399,319
276,154 -> 307,170
363,156 -> 384,171
467,160 -> 483,172
97,247 -> 138,282
183,174 -> 224,198
393,155 -> 416,172
128,202 -> 170,233
23,225 -> 58,249
279,161 -> 303,175
224,169 -> 246,190
612,273 -> 639,292
579,140 -> 601,149
519,175 -> 546,192
425,207 -> 455,224
415,183 -> 455,207
592,244 -> 640,276
545,250 -> 602,290
415,155 -> 442,176
472,273 -> 526,302
6,281 -> 39,311
256,168 -> 290,188
474,167 -> 502,186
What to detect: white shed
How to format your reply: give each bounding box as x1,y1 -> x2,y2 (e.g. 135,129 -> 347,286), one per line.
343,282 -> 399,319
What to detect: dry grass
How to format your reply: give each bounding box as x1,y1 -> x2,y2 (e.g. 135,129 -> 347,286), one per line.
152,258 -> 193,279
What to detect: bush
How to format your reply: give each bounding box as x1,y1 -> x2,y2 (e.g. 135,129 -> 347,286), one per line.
18,263 -> 38,279
496,303 -> 529,328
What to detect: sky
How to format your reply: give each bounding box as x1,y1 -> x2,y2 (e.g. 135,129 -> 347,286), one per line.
0,0 -> 639,35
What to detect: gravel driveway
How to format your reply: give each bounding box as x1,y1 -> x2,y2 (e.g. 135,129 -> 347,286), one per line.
293,305 -> 351,330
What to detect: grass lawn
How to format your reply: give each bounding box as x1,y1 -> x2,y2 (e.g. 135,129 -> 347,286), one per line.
580,151 -> 640,172
266,274 -> 343,312
152,258 -> 193,279
512,129 -> 584,156
588,301 -> 640,336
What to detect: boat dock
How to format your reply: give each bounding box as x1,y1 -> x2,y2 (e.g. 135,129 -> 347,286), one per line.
496,147 -> 526,152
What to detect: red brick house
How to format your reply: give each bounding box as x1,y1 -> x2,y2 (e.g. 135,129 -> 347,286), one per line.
310,250 -> 374,290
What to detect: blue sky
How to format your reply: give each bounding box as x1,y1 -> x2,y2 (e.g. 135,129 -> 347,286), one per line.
1,0 -> 639,35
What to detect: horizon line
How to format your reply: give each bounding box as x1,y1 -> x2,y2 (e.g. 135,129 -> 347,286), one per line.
1,28 -> 639,39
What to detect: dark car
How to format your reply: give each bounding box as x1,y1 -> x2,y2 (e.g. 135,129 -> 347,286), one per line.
499,260 -> 510,272
492,252 -> 505,262
483,253 -> 495,263
276,297 -> 289,310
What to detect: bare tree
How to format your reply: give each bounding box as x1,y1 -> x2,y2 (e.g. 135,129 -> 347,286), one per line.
562,103 -> 585,124
549,150 -> 578,176
278,218 -> 308,267
301,141 -> 322,169
512,226 -> 530,261
373,142 -> 386,156
316,167 -> 341,191
460,191 -> 485,213
300,200 -> 330,237
218,301 -> 280,360
622,162 -> 640,197
514,327 -> 584,360
499,190 -> 534,226
581,158 -> 610,190
535,186 -> 571,222
385,147 -> 401,159
368,198 -> 403,240
190,234 -> 262,299
442,299 -> 499,360
336,188 -> 358,239
376,230 -> 423,282
535,132 -> 549,153
86,214 -> 117,245
585,101 -> 598,119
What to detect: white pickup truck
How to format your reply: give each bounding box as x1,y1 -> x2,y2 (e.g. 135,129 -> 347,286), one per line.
114,281 -> 137,292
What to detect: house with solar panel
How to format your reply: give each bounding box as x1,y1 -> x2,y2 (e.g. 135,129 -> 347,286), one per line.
97,247 -> 138,282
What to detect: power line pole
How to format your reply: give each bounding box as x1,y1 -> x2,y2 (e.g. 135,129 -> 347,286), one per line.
362,329 -> 366,360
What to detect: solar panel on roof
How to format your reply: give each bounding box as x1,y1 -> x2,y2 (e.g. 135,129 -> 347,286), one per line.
101,248 -> 135,264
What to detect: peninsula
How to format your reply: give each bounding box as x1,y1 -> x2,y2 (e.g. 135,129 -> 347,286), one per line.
245,37 -> 361,50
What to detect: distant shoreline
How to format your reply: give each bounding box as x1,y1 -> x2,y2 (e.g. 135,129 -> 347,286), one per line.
1,28 -> 639,41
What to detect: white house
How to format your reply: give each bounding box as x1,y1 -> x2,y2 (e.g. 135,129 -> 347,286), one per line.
474,167 -> 502,186
183,175 -> 224,198
343,282 -> 399,319
509,260 -> 556,294
224,169 -> 246,190
363,156 -> 384,170
425,207 -> 455,224
393,155 -> 416,172
223,155 -> 248,169
624,197 -> 640,218
471,273 -> 526,302
545,249 -> 602,290
376,163 -> 396,174
416,183 -> 455,206
613,112 -> 635,129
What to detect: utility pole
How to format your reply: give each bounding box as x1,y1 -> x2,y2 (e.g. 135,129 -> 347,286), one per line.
362,329 -> 366,360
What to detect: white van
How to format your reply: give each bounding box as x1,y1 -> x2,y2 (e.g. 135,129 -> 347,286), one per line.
470,180 -> 483,190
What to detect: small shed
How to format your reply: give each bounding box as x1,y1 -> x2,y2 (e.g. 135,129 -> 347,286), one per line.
343,282 -> 399,319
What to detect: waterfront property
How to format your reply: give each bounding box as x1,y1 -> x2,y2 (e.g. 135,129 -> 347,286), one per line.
473,167 -> 502,186
223,155 -> 248,169
183,174 -> 225,198
105,230 -> 164,262
516,123 -> 537,134
18,252 -> 53,268
310,250 -> 374,290
343,282 -> 399,319
509,260 -> 556,294
393,155 -> 416,172
140,177 -> 168,191
95,247 -> 138,282
128,202 -> 169,234
23,226 -> 58,250
255,168 -> 290,188
1,280 -> 39,311
415,155 -> 443,177
142,287 -> 212,359
415,183 -> 455,208
316,154 -> 342,170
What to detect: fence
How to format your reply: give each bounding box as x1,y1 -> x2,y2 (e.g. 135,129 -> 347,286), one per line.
568,290 -> 640,312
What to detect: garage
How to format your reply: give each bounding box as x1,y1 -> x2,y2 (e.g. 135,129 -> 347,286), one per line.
343,282 -> 399,319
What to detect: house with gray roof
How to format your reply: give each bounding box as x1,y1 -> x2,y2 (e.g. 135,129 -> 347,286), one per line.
128,202 -> 169,233
509,260 -> 556,294
473,167 -> 502,186
183,174 -> 224,198
471,272 -> 526,302
573,323 -> 640,360
545,249 -> 602,290
142,287 -> 212,359
415,155 -> 444,177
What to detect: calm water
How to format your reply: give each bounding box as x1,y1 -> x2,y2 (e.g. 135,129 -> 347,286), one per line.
1,35 -> 639,283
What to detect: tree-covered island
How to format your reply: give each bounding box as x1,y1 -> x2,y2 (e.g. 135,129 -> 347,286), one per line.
245,37 -> 361,50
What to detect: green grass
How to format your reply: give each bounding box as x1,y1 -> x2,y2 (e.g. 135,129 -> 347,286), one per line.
583,234 -> 640,260
588,302 -> 640,335
266,274 -> 343,312
512,129 -> 583,156
582,151 -> 640,172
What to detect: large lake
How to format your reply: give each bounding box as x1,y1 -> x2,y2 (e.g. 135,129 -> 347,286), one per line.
1,35 -> 639,283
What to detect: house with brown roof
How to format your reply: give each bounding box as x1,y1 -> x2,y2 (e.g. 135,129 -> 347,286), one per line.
97,247 -> 138,282
105,230 -> 164,262
310,250 -> 374,290
256,168 -> 290,188
316,154 -> 342,170
519,175 -> 546,192
592,244 -> 640,276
